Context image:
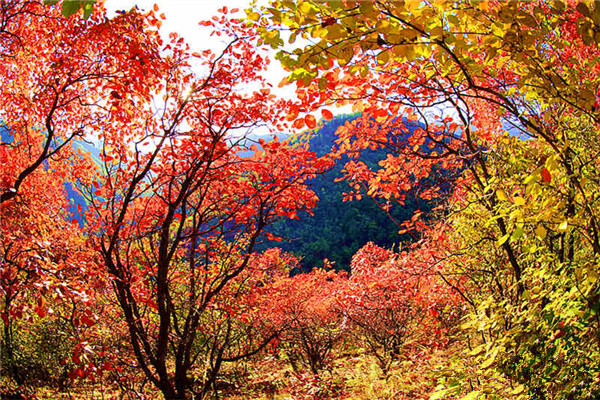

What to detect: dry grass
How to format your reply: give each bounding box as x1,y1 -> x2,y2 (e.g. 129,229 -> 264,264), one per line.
5,345 -> 461,400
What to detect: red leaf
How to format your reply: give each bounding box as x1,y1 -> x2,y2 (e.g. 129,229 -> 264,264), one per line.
286,107 -> 299,121
541,168 -> 551,183
305,114 -> 317,129
266,232 -> 282,242
35,306 -> 46,318
293,118 -> 305,129
80,315 -> 95,327
321,109 -> 333,121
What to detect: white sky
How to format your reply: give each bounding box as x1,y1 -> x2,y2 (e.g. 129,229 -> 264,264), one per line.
103,0 -> 300,137
103,0 -> 351,129
104,1 -> 252,52
104,0 -> 290,89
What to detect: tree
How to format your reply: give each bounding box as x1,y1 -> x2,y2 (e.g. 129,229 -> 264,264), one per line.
269,266 -> 347,376
186,248 -> 298,397
1,2 -> 330,398
339,242 -> 460,375
254,0 -> 600,398
0,1 -> 158,394
0,145 -> 102,392
0,1 -> 161,204
82,9 -> 330,398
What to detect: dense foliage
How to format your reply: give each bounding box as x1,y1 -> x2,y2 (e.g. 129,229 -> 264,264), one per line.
261,113 -> 434,272
2,1 -> 600,399
253,0 -> 600,398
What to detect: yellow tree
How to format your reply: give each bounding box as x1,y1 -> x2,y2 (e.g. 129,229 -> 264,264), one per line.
254,1 -> 600,398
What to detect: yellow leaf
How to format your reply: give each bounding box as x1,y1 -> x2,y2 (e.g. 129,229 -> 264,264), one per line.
377,50 -> 390,65
481,348 -> 498,369
393,44 -> 415,61
405,0 -> 421,12
376,19 -> 390,32
511,384 -> 525,395
298,2 -> 317,16
514,196 -> 526,206
460,390 -> 482,400
246,11 -> 260,21
587,266 -> 598,283
496,189 -> 508,201
447,14 -> 460,26
558,220 -> 568,231
469,345 -> 485,356
359,1 -> 377,17
535,225 -> 547,239
430,26 -> 444,39
337,45 -> 354,66
326,24 -> 347,40
497,233 -> 510,247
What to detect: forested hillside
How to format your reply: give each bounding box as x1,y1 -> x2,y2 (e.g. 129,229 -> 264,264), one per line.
261,114 -> 434,272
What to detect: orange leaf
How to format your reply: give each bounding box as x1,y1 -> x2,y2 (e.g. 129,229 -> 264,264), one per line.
305,114 -> 317,129
266,232 -> 282,241
293,118 -> 305,129
321,109 -> 333,120
278,77 -> 289,88
286,107 -> 299,121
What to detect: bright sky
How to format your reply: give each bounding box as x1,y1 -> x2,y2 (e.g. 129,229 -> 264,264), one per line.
104,0 -> 252,52
103,0 -> 355,131
105,0 -> 294,99
103,0 -> 302,137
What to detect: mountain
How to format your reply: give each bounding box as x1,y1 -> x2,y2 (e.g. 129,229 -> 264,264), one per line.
258,114 -> 433,273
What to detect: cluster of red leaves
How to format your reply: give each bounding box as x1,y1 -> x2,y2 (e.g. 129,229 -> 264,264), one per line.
248,240 -> 462,379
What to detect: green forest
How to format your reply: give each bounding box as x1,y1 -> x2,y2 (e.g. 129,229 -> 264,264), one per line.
260,113 -> 435,273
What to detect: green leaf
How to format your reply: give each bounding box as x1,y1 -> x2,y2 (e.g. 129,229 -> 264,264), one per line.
511,226 -> 524,241
62,1 -> 82,18
82,1 -> 95,19
587,267 -> 598,283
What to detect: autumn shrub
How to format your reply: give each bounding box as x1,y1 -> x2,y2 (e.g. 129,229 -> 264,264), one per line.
266,267 -> 348,376
337,242 -> 462,375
